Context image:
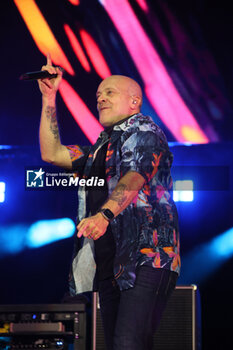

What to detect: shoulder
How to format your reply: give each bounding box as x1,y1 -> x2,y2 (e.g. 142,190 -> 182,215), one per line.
120,114 -> 168,146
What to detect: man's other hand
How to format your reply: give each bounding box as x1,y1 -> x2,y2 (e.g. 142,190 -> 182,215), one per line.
77,213 -> 109,240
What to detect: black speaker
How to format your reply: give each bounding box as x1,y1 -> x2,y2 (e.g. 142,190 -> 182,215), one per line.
92,285 -> 201,350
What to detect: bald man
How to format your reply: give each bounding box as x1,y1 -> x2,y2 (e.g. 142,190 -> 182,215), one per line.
38,55 -> 180,350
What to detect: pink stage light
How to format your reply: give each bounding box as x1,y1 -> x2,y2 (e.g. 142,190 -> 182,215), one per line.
64,24 -> 91,72
14,0 -> 74,76
100,0 -> 209,143
135,0 -> 149,12
59,79 -> 103,144
67,0 -> 80,5
14,0 -> 103,143
79,29 -> 111,80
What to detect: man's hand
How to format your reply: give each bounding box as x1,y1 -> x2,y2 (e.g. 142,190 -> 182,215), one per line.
77,213 -> 109,240
38,53 -> 63,99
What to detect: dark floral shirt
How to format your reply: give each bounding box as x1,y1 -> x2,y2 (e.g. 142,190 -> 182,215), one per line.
67,113 -> 180,294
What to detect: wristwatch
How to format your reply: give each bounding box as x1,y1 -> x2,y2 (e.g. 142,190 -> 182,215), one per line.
98,208 -> 115,222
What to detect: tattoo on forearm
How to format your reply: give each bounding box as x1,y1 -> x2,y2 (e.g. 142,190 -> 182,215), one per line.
45,106 -> 59,140
110,183 -> 128,206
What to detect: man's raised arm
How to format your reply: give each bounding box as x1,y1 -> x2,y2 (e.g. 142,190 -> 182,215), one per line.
38,54 -> 72,169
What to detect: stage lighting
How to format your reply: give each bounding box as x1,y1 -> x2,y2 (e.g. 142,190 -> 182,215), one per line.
173,180 -> 194,202
26,218 -> 75,248
211,227 -> 233,258
179,227 -> 233,284
0,219 -> 76,257
0,224 -> 27,255
0,182 -> 6,203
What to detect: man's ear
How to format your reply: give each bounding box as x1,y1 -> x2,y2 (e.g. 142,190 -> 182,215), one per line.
130,96 -> 141,110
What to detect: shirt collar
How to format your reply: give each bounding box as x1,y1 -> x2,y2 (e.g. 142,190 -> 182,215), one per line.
104,113 -> 142,133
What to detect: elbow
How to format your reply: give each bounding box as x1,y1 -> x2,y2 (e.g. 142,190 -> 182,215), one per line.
41,152 -> 56,165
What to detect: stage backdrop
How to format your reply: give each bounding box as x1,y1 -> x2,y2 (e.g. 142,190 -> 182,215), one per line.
0,1 -> 233,349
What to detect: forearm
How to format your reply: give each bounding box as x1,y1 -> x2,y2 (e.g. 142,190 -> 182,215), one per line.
39,94 -> 60,159
39,95 -> 71,168
77,171 -> 145,239
38,54 -> 71,168
101,171 -> 145,218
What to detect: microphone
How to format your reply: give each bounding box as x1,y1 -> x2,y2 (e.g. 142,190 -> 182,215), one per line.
19,68 -> 64,81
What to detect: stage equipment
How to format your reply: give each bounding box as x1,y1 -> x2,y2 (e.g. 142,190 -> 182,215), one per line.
92,285 -> 201,350
0,303 -> 86,350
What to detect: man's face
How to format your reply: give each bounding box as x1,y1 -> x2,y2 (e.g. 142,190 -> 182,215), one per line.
96,76 -> 134,127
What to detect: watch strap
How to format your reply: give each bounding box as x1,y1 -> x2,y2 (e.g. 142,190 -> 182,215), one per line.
98,208 -> 114,222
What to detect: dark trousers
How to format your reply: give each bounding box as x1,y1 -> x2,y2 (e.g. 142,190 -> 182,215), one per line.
98,266 -> 178,350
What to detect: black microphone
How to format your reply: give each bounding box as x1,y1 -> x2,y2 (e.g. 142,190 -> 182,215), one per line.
19,69 -> 64,81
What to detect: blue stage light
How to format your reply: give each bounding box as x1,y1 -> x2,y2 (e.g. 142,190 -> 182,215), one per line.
173,180 -> 194,202
179,227 -> 233,284
0,219 -> 76,257
0,182 -> 5,203
26,218 -> 75,248
0,224 -> 28,255
211,227 -> 233,258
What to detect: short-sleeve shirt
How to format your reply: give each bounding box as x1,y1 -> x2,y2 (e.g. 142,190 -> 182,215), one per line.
67,113 -> 180,294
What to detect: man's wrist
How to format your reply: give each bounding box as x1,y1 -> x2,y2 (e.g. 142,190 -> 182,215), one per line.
42,94 -> 56,106
98,208 -> 115,222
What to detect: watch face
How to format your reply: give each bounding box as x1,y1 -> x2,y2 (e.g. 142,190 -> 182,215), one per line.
103,208 -> 114,220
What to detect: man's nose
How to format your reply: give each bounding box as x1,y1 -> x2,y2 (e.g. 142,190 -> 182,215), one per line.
97,94 -> 106,103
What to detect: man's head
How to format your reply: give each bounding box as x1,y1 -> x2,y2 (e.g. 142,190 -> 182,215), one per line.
96,75 -> 142,127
